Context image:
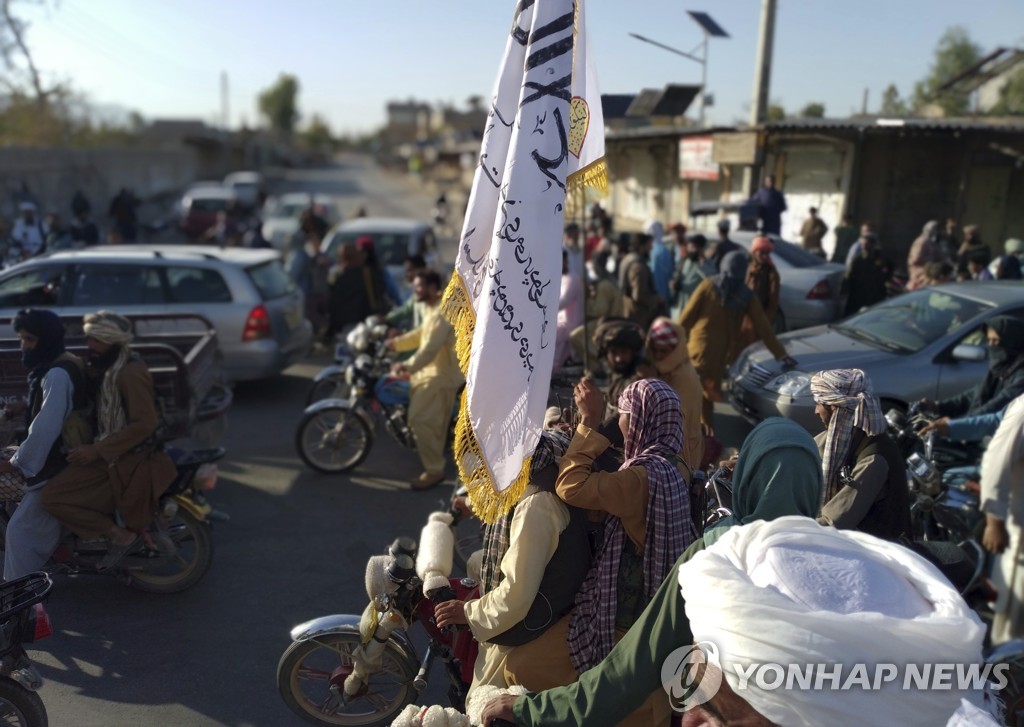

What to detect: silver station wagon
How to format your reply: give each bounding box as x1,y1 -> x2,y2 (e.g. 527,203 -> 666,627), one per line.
0,245 -> 313,382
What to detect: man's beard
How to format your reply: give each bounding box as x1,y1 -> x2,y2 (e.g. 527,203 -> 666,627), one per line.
87,345 -> 122,371
609,358 -> 636,376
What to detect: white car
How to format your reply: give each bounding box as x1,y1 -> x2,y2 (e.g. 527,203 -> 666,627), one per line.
262,193 -> 340,251
223,171 -> 265,210
320,218 -> 441,298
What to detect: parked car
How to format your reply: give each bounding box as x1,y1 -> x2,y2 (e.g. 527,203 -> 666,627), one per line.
223,171 -> 265,210
261,193 -> 340,251
727,231 -> 845,331
728,281 -> 1024,433
320,218 -> 441,298
0,245 -> 313,382
178,187 -> 236,239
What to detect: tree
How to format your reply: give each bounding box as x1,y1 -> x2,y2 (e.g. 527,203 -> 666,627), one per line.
912,26 -> 982,116
301,113 -> 335,152
799,102 -> 826,118
879,84 -> 907,116
766,103 -> 786,122
258,73 -> 300,134
1,0 -> 59,104
990,67 -> 1024,115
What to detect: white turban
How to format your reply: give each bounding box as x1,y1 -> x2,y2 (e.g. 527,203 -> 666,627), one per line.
679,517 -> 989,727
83,310 -> 133,345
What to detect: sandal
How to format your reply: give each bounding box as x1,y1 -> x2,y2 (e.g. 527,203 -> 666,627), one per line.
97,534 -> 142,571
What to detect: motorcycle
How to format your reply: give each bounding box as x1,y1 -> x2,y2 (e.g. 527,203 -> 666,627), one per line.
0,445 -> 223,594
296,320 -> 457,475
885,407 -> 985,543
277,511 -> 478,726
306,342 -> 354,406
0,572 -> 53,727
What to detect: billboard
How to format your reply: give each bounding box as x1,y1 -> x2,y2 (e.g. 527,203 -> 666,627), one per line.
679,136 -> 719,181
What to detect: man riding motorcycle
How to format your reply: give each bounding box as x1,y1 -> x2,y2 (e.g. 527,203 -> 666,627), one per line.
40,311 -> 177,570
1,309 -> 91,580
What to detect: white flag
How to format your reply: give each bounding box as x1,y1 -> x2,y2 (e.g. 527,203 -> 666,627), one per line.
442,0 -> 606,522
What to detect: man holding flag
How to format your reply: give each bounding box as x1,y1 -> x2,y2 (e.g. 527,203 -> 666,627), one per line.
441,0 -> 607,523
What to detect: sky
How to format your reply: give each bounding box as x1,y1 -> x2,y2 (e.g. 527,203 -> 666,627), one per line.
14,0 -> 1024,135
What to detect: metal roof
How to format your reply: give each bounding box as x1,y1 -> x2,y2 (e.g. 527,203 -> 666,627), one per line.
762,117 -> 1024,133
606,124 -> 733,141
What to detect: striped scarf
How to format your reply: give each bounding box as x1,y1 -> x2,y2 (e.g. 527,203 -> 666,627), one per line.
567,379 -> 696,672
478,429 -> 572,595
97,347 -> 131,441
810,369 -> 886,501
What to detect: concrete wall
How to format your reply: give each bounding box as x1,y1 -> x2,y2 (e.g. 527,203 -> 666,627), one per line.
0,147 -> 200,223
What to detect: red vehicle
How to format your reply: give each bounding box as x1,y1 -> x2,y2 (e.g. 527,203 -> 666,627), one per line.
178,187 -> 236,239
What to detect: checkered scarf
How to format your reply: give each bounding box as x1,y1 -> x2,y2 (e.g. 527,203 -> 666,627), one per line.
567,379 -> 696,672
810,369 -> 886,501
479,429 -> 572,595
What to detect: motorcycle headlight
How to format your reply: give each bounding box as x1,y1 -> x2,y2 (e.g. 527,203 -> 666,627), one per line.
763,371 -> 811,396
345,366 -> 355,386
346,326 -> 369,353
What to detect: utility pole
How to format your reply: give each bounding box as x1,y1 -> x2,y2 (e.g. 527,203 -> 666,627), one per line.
745,0 -> 778,194
220,71 -> 230,174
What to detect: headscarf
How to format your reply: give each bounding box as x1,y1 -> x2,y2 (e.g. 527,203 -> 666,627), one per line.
680,517 -> 989,727
479,430 -> 572,595
84,311 -> 134,440
987,316 -> 1024,375
704,418 -> 823,545
810,368 -> 886,500
644,219 -> 664,247
648,317 -> 679,350
712,251 -> 754,313
13,309 -> 65,371
751,235 -> 774,254
567,379 -> 696,672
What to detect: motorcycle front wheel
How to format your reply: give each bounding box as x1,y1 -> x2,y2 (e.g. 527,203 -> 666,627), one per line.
0,678 -> 47,727
277,632 -> 417,727
296,407 -> 373,474
306,377 -> 351,406
129,509 -> 214,594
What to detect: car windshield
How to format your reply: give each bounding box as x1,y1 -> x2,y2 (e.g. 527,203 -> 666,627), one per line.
272,202 -> 308,220
246,260 -> 295,300
833,289 -> 993,353
189,197 -> 230,213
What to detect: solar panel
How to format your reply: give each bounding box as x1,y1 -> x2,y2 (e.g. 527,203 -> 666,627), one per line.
686,11 -> 729,38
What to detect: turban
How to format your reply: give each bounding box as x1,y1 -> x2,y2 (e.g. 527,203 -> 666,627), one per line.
648,317 -> 679,349
680,517 -> 989,727
810,368 -> 885,499
751,235 -> 774,254
83,311 -> 133,346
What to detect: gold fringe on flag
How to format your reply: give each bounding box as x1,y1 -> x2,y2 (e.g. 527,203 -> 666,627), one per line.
441,271 -> 531,522
566,157 -> 608,197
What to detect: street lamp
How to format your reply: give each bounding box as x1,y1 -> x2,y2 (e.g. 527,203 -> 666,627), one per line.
629,10 -> 729,126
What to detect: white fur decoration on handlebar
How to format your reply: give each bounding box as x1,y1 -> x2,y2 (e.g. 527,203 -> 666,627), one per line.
466,549 -> 484,585
465,685 -> 528,726
416,512 -> 455,594
390,705 -> 469,727
365,555 -> 395,600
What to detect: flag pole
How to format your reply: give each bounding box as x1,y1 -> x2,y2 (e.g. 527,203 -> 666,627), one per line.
579,184 -> 590,375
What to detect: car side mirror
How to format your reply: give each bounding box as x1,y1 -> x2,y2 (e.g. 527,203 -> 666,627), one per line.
951,344 -> 987,363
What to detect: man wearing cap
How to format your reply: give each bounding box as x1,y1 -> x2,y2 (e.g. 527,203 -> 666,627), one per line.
668,231 -> 713,319
481,517 -> 998,727
708,219 -> 742,272
11,202 -> 47,260
732,235 -> 780,361
799,206 -> 828,254
749,175 -> 787,236
1,310 -> 91,579
843,230 -> 890,316
41,311 -> 177,570
810,368 -> 912,541
643,318 -> 704,475
618,234 -> 662,331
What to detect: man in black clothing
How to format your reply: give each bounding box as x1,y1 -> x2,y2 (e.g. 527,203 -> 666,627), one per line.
843,232 -> 890,315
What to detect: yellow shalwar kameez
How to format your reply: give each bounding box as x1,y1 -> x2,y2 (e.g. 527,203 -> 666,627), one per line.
392,304 -> 464,476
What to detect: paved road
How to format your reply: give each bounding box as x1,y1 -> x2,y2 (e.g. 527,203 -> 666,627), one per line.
32,157 -> 752,726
